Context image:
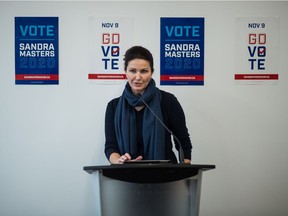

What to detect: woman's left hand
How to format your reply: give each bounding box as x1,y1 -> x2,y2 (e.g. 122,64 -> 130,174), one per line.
184,159 -> 191,164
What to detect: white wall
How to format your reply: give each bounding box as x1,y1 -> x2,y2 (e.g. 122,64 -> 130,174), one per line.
0,1 -> 288,216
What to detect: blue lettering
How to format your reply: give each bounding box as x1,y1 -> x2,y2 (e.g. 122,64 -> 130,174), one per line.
102,23 -> 114,28
248,46 -> 257,57
20,25 -> 28,36
248,46 -> 266,57
111,46 -> 120,57
46,25 -> 54,36
101,59 -> 119,70
102,46 -> 120,57
248,59 -> 265,70
248,23 -> 261,28
192,26 -> 200,37
165,26 -> 174,37
258,59 -> 265,70
258,46 -> 266,57
111,59 -> 119,70
29,26 -> 38,36
248,59 -> 257,70
101,46 -> 110,57
102,59 -> 109,70
165,25 -> 200,37
19,25 -> 55,36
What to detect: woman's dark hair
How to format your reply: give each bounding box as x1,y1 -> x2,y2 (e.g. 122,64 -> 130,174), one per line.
123,46 -> 154,73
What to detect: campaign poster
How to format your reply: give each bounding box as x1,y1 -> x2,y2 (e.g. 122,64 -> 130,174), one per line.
88,17 -> 132,84
160,17 -> 205,86
234,17 -> 279,84
15,17 -> 59,85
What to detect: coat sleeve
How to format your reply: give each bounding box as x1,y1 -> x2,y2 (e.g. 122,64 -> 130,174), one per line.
162,92 -> 193,160
104,98 -> 120,160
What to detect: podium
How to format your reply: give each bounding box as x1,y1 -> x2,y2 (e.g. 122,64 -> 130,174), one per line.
83,163 -> 215,216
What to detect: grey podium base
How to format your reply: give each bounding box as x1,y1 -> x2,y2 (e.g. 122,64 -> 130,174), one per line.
93,171 -> 203,216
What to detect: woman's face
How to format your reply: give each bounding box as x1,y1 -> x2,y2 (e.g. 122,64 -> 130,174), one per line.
125,58 -> 153,95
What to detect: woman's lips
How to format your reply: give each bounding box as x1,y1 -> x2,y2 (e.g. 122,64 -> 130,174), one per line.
133,82 -> 142,86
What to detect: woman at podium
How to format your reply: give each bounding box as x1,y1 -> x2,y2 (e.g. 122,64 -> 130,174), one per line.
104,46 -> 192,164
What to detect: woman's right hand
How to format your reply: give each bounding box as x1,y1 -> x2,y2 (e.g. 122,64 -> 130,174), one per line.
109,152 -> 143,164
118,153 -> 132,163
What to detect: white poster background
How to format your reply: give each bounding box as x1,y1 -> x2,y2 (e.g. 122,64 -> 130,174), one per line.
88,17 -> 132,84
234,17 -> 279,84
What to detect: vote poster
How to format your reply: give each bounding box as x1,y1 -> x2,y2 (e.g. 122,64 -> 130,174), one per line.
234,17 -> 279,84
88,17 -> 132,84
160,17 -> 205,86
15,17 -> 59,85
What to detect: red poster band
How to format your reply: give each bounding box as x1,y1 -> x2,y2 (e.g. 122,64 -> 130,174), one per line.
235,74 -> 278,80
88,74 -> 127,80
16,74 -> 59,80
161,75 -> 204,81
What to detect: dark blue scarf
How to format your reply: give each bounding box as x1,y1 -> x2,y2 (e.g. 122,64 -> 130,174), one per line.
114,79 -> 165,160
